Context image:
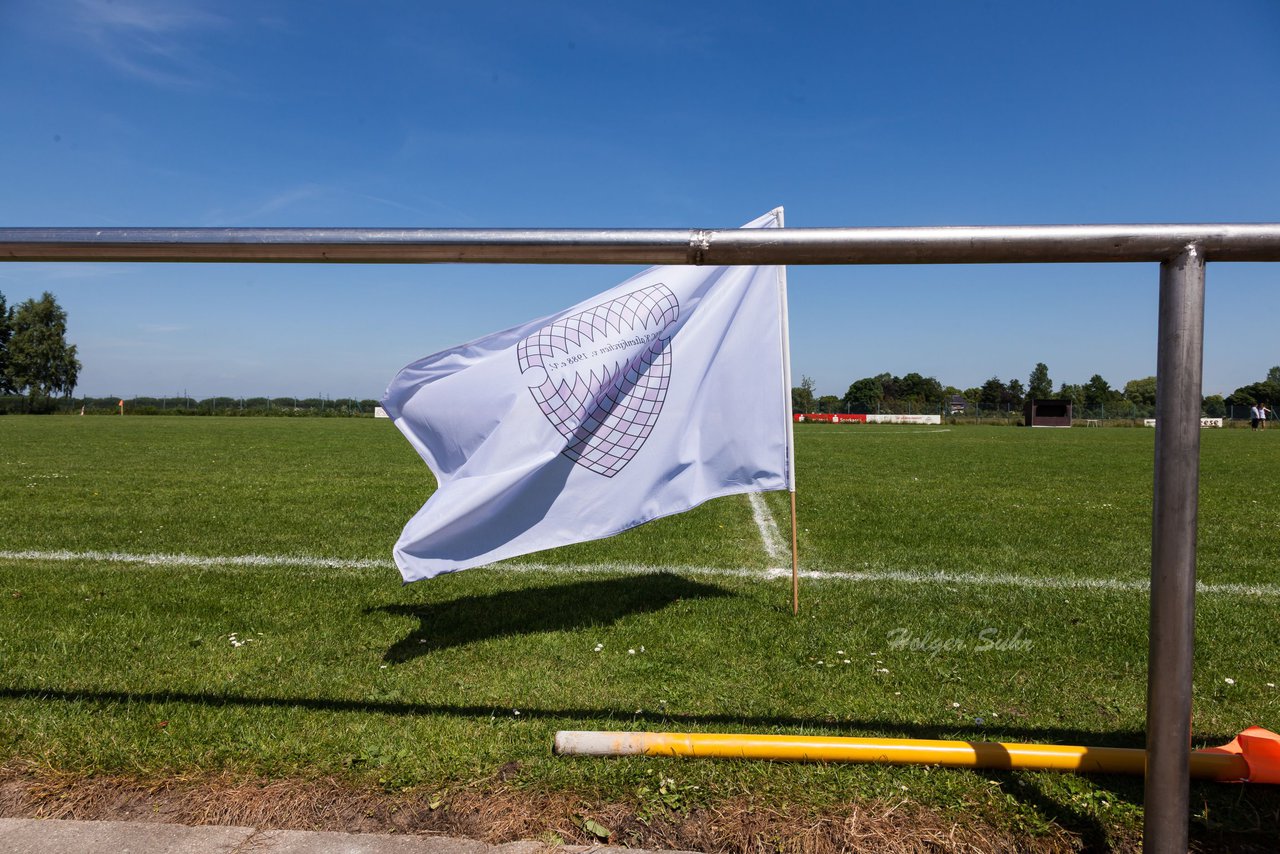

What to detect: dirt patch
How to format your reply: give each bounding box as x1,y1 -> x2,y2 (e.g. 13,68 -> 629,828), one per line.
14,766 -> 1276,853
0,761 -> 1156,853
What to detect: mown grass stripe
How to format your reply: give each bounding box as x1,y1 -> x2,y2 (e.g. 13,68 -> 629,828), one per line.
4,548 -> 1279,597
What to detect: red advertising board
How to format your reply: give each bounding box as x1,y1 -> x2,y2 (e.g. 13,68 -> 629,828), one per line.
793,413 -> 867,424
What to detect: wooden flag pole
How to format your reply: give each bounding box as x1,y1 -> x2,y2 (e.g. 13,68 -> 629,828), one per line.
768,205 -> 799,616
790,491 -> 800,615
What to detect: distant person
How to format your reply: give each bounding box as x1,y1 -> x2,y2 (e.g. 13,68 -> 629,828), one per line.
1262,403 -> 1271,430
1252,403 -> 1262,431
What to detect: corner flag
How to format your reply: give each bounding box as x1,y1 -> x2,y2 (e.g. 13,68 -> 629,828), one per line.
383,209 -> 793,582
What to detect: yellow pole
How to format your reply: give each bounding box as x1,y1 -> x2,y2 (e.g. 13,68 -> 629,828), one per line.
553,731 -> 1249,781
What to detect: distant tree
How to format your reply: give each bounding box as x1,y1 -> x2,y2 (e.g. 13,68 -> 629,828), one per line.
0,290 -> 12,394
842,375 -> 885,412
1123,376 -> 1158,409
1203,394 -> 1226,418
791,375 -> 816,414
8,292 -> 80,410
1058,382 -> 1085,406
1264,372 -> 1280,404
1226,370 -> 1280,409
1226,385 -> 1258,407
979,376 -> 1007,410
864,372 -> 897,404
1083,374 -> 1113,408
899,372 -> 944,408
817,395 -> 841,414
1006,378 -> 1026,409
1269,366 -> 1280,386
203,397 -> 237,411
1027,362 -> 1052,400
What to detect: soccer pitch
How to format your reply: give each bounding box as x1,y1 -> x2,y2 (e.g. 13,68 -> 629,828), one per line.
2,417 -> 1279,850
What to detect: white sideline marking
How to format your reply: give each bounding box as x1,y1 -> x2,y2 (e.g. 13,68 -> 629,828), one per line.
747,492 -> 789,567
2,549 -> 1279,597
0,549 -> 389,571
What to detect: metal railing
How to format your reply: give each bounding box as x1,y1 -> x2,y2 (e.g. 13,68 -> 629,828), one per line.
6,222 -> 1280,854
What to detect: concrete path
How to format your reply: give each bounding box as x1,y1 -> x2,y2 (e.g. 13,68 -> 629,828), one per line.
0,818 -> 696,854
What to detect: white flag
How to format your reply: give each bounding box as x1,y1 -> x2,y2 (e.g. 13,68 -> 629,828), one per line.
383,209 -> 793,582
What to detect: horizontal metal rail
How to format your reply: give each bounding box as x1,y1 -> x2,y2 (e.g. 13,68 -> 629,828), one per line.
3,219 -> 1270,853
3,223 -> 1280,264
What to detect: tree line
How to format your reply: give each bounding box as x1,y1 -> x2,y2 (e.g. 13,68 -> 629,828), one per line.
0,290 -> 80,413
792,362 -> 1279,418
72,396 -> 381,417
6,289 -> 1275,420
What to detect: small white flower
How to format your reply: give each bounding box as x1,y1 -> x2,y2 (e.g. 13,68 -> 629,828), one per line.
1267,683 -> 1276,688
628,649 -> 636,655
837,650 -> 846,655
380,664 -> 387,669
513,709 -> 521,716
843,659 -> 851,664
816,660 -> 824,665
876,667 -> 889,674
952,702 -> 961,708
1224,677 -> 1235,685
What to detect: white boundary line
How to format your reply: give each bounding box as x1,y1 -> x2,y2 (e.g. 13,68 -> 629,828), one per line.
0,549 -> 389,571
747,492 -> 789,567
2,548 -> 1279,597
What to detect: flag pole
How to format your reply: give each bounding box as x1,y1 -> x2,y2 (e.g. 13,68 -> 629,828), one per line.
790,491 -> 800,614
771,207 -> 800,615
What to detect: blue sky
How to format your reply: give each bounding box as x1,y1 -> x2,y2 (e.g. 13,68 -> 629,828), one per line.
1,0 -> 1277,400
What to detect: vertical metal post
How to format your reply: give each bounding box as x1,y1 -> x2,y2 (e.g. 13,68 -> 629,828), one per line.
1145,246 -> 1206,853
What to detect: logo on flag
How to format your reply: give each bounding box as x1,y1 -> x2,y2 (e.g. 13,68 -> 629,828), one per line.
517,283 -> 679,477
382,209 -> 793,582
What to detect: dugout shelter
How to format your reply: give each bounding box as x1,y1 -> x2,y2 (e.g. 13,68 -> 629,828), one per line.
1024,398 -> 1072,427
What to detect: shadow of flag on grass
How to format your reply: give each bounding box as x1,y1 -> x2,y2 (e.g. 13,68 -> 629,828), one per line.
374,572 -> 732,662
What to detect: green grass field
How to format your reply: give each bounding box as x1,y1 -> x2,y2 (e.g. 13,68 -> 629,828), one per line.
3,417 -> 1279,850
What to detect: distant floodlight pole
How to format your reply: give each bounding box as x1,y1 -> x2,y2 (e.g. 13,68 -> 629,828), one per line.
1146,246 -> 1206,853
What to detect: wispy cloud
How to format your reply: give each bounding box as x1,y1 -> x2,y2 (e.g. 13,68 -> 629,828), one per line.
72,0 -> 228,89
205,184 -> 330,225
204,184 -> 470,225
